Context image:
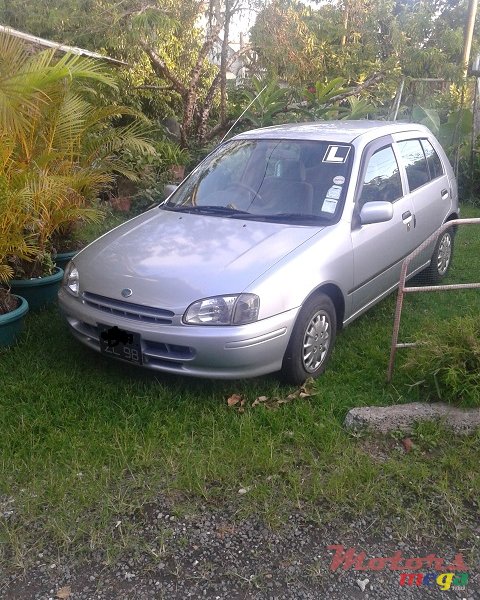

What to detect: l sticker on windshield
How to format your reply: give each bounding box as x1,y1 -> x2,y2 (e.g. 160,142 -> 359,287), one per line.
323,145 -> 351,164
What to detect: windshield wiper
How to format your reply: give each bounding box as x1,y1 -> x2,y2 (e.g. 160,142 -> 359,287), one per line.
260,213 -> 328,223
162,204 -> 252,217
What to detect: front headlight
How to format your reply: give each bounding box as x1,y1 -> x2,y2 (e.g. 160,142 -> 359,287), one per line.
63,261 -> 79,296
184,294 -> 260,325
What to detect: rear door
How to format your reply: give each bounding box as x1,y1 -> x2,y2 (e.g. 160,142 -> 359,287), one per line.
350,137 -> 416,314
393,135 -> 451,268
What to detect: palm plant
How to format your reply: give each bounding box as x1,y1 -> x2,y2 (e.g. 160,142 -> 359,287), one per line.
243,78 -> 292,127
0,32 -> 155,281
303,78 -> 374,121
0,143 -> 36,313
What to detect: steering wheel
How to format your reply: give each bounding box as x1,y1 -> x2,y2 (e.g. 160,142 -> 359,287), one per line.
200,183 -> 264,211
224,183 -> 263,210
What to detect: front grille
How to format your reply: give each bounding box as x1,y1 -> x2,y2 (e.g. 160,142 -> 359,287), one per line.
143,339 -> 195,361
66,317 -> 195,370
83,292 -> 174,324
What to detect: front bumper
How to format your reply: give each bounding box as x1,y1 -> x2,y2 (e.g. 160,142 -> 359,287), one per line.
58,288 -> 299,379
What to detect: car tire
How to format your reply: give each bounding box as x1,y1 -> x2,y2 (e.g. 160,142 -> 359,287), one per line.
423,228 -> 454,284
281,293 -> 337,385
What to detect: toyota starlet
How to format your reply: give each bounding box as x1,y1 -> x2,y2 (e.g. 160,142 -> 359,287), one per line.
59,121 -> 458,383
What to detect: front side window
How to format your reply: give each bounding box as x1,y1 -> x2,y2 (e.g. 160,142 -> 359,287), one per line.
162,139 -> 354,224
359,145 -> 403,207
397,139 -> 430,192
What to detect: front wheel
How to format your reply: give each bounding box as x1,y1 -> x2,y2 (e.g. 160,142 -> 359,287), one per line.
280,293 -> 337,385
423,228 -> 454,284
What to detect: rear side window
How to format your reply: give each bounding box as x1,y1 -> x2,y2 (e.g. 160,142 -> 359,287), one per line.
359,145 -> 403,206
421,139 -> 444,179
397,139 -> 430,192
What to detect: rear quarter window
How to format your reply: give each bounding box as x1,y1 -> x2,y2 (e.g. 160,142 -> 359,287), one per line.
421,139 -> 444,179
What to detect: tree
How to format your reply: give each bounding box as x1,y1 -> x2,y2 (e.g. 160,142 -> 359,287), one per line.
250,1 -> 326,84
251,0 -> 477,90
0,0 -> 251,148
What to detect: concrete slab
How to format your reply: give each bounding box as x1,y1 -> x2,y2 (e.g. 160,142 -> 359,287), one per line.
344,402 -> 480,435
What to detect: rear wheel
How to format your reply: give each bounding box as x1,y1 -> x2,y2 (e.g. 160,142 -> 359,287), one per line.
281,293 -> 337,385
423,229 -> 454,284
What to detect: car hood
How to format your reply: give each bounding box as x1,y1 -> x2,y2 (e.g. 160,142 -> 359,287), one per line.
76,209 -> 321,312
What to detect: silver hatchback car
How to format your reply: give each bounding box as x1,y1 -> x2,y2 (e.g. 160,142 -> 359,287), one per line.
59,121 -> 458,384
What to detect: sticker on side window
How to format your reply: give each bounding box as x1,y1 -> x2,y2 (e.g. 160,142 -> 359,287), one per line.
322,145 -> 351,164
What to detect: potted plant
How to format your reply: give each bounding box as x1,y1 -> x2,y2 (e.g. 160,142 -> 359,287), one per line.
157,140 -> 190,183
51,221 -> 88,270
0,184 -> 32,347
0,32 -> 156,308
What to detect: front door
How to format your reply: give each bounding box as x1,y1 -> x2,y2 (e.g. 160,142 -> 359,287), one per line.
350,142 -> 416,314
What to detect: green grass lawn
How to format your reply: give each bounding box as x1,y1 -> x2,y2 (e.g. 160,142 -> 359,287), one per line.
1,206 -> 480,568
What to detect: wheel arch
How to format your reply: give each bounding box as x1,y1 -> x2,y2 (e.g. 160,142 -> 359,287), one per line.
444,212 -> 459,236
302,283 -> 345,330
446,211 -> 459,221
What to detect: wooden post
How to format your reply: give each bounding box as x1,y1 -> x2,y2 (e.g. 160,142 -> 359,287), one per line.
462,0 -> 479,78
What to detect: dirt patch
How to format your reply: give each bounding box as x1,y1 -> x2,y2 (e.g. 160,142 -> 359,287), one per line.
0,289 -> 19,315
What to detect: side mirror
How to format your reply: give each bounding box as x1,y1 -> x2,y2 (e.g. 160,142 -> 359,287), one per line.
359,201 -> 394,225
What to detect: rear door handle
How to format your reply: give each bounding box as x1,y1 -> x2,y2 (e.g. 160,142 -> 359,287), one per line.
441,189 -> 449,200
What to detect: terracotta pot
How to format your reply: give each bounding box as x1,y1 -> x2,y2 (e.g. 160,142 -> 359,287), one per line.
110,196 -> 132,212
169,164 -> 185,182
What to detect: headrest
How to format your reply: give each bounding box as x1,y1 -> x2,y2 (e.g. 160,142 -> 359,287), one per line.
274,159 -> 306,181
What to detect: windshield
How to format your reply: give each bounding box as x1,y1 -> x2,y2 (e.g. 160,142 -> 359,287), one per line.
162,138 -> 353,223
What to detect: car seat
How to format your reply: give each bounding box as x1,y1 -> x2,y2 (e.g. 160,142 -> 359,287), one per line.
256,159 -> 313,215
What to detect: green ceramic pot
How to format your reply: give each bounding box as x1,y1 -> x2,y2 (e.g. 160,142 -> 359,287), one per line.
9,267 -> 64,311
0,295 -> 29,347
54,251 -> 78,271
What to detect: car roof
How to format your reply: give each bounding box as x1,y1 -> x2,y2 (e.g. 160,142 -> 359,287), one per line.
233,120 -> 432,144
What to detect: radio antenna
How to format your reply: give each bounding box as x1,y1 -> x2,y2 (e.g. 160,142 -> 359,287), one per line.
219,84 -> 267,144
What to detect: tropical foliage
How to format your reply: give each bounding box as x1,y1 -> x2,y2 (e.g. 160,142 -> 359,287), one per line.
0,0 -> 477,149
0,0 -> 479,208
0,32 -> 155,292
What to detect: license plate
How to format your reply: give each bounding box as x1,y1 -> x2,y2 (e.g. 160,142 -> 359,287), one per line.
98,325 -> 143,365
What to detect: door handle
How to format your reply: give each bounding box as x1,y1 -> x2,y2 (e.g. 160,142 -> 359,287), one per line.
441,189 -> 449,200
402,210 -> 412,221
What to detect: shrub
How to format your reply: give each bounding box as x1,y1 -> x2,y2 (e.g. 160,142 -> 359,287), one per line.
0,32 -> 155,277
402,315 -> 480,407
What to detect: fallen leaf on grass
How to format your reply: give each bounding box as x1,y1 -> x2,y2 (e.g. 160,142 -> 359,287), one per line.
252,378 -> 317,409
226,393 -> 246,413
56,587 -> 71,599
251,395 -> 268,407
227,378 -> 317,412
299,378 -> 316,397
227,394 -> 243,407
